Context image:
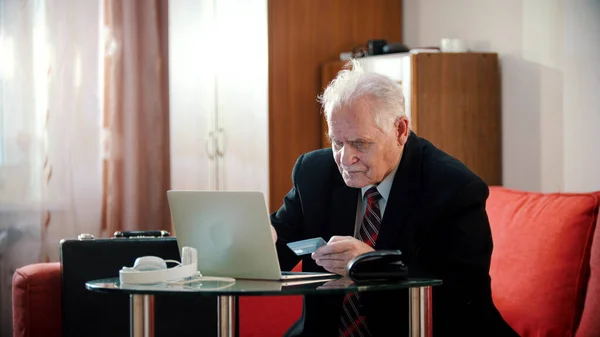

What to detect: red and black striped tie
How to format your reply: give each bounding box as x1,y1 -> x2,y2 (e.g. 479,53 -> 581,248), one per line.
339,186 -> 382,337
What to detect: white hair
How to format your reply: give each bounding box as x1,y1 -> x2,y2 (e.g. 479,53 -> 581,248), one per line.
317,59 -> 406,132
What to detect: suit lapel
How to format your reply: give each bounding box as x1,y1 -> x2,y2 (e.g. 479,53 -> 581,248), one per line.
375,132 -> 423,250
328,173 -> 359,238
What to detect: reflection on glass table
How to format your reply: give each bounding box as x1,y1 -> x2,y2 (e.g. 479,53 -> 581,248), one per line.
87,276 -> 442,337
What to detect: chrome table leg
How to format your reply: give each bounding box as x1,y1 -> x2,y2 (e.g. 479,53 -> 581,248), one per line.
130,294 -> 154,337
218,295 -> 236,337
409,286 -> 432,337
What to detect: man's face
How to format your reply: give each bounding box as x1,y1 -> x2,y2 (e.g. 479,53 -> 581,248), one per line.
328,98 -> 407,188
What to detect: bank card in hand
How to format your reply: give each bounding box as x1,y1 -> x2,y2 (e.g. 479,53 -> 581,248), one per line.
287,237 -> 327,256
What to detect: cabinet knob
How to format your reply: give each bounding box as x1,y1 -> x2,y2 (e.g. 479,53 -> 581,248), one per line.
206,131 -> 216,159
216,128 -> 225,157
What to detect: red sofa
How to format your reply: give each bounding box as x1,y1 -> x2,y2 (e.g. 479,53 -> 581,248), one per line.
12,187 -> 600,337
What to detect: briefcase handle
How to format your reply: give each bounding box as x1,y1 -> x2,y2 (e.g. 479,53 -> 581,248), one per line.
113,230 -> 171,238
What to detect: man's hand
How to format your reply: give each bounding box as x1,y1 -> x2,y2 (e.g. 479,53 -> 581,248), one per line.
270,225 -> 278,243
311,236 -> 374,276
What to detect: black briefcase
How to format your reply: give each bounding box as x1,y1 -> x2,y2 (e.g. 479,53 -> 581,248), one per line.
59,230 -> 217,337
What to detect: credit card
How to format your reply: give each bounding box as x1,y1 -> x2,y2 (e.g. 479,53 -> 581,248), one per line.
286,237 -> 327,256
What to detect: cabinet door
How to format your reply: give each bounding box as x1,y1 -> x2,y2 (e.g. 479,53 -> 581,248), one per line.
214,0 -> 269,202
411,53 -> 501,185
168,0 -> 218,190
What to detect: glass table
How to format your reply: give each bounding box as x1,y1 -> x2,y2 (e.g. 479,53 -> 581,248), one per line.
86,276 -> 442,337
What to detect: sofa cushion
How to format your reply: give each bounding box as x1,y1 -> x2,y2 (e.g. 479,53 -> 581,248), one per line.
12,262 -> 62,337
487,187 -> 599,337
575,192 -> 600,337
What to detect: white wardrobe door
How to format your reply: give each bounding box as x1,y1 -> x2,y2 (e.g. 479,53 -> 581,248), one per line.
214,0 -> 269,203
168,0 -> 218,190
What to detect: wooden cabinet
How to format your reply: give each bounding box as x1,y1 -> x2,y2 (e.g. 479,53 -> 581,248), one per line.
321,52 -> 502,186
168,0 -> 269,202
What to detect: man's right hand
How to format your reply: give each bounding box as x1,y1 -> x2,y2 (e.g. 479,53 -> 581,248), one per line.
311,235 -> 374,276
270,225 -> 278,243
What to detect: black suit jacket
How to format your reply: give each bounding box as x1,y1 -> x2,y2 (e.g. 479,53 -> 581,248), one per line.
270,132 -> 518,337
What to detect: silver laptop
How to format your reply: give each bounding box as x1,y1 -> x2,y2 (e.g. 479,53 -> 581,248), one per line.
167,190 -> 335,281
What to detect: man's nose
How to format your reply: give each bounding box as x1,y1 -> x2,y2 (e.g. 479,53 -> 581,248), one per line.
340,146 -> 357,166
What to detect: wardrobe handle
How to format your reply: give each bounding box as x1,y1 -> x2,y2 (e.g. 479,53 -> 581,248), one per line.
205,130 -> 216,159
216,128 -> 225,157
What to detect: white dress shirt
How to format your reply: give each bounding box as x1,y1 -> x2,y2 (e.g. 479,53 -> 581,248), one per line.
353,163 -> 399,237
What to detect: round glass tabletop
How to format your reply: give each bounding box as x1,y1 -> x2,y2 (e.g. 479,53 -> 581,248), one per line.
86,276 -> 442,297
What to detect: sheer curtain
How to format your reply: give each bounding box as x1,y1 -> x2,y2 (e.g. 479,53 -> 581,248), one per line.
0,0 -> 170,335
0,0 -> 103,335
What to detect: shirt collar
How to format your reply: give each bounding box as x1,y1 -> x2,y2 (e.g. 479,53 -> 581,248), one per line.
360,162 -> 399,202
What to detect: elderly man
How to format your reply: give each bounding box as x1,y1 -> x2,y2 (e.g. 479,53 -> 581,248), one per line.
269,60 -> 517,337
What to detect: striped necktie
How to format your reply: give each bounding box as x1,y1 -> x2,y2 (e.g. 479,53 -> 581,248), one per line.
339,186 -> 382,337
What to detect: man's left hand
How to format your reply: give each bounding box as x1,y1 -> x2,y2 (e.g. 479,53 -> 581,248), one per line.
311,236 -> 374,276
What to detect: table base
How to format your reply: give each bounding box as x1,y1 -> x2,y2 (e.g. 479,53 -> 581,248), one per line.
129,286 -> 433,337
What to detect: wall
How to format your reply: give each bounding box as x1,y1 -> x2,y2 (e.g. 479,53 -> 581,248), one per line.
562,1 -> 600,192
403,0 -> 600,193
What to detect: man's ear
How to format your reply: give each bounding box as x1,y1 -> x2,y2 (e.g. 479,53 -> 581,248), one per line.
396,117 -> 410,146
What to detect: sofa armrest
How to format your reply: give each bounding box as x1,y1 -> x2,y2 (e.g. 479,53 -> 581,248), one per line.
576,197 -> 600,337
12,262 -> 62,337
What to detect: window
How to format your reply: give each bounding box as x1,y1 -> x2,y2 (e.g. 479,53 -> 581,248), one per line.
0,32 -> 12,166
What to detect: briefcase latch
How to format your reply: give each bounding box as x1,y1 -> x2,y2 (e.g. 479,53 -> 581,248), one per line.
77,233 -> 95,240
113,230 -> 171,238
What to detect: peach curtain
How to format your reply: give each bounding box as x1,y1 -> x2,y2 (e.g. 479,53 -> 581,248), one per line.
102,0 -> 171,235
